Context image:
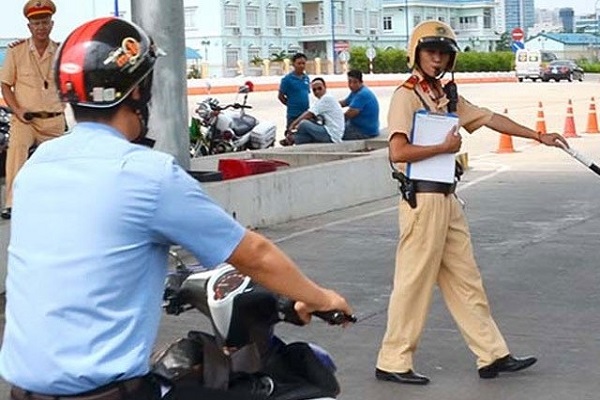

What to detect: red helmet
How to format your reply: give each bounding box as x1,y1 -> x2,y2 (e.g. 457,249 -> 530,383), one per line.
54,17 -> 158,108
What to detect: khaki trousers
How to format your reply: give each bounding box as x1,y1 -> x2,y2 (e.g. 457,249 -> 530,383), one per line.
4,115 -> 64,208
377,194 -> 509,372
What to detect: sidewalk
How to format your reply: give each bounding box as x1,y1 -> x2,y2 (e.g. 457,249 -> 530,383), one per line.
186,71 -> 518,95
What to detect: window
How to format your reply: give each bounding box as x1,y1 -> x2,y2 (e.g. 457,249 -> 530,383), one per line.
224,6 -> 239,26
483,9 -> 492,29
267,7 -> 279,27
285,9 -> 297,27
354,10 -> 365,29
413,15 -> 421,27
383,16 -> 392,31
369,12 -> 378,29
459,16 -> 477,30
449,17 -> 457,29
246,7 -> 259,27
226,49 -> 239,68
334,2 -> 345,24
184,7 -> 197,29
248,48 -> 261,63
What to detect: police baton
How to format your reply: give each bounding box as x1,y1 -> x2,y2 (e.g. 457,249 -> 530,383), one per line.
557,141 -> 600,177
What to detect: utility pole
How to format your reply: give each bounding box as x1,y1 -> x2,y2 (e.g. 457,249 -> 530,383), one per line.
330,0 -> 336,74
131,0 -> 189,169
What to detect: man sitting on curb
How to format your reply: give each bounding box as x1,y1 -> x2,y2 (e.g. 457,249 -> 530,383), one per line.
283,77 -> 344,145
340,69 -> 380,140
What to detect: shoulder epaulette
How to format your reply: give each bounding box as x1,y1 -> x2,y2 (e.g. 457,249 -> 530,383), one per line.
401,75 -> 419,90
8,38 -> 26,49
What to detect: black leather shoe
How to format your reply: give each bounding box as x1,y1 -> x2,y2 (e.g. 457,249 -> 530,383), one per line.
0,207 -> 10,220
478,354 -> 537,379
375,368 -> 430,385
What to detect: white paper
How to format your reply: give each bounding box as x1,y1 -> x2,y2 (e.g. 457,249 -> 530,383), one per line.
406,111 -> 459,184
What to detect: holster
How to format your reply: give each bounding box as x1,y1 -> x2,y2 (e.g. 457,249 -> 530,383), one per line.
391,171 -> 417,209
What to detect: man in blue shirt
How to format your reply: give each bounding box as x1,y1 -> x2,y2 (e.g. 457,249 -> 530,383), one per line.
340,69 -> 380,140
278,52 -> 310,146
0,18 -> 352,400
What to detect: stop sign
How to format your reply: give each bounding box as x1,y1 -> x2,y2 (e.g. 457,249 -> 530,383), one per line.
511,27 -> 524,42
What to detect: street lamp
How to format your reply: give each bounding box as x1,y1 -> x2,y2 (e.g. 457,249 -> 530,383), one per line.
201,40 -> 211,61
405,0 -> 409,48
330,0 -> 336,74
596,0 -> 600,36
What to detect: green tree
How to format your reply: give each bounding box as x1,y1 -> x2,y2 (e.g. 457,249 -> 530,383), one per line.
495,32 -> 511,52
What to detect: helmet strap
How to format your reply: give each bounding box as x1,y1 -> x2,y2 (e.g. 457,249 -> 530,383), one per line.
125,74 -> 154,146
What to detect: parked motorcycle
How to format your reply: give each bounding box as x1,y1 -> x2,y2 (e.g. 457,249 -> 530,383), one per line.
0,106 -> 11,179
190,81 -> 276,157
152,252 -> 356,399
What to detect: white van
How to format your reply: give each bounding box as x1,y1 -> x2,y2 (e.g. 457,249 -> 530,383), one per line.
515,49 -> 557,82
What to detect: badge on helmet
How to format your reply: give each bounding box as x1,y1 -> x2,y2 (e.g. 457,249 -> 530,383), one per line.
54,17 -> 159,109
23,0 -> 56,19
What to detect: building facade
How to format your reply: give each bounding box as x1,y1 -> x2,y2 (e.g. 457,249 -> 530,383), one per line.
185,0 -> 501,78
501,0 -> 534,34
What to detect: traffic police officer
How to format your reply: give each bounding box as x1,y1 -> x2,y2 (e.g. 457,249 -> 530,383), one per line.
1,0 -> 65,220
375,20 -> 568,384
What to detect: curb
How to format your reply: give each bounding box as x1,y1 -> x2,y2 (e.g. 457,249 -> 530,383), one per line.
0,74 -> 518,102
188,75 -> 518,96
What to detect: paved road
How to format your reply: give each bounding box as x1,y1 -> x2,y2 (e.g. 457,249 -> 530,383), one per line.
188,74 -> 600,149
2,78 -> 600,399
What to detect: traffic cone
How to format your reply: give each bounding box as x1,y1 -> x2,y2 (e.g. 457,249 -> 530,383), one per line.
586,97 -> 599,134
496,108 -> 516,153
563,99 -> 579,138
535,101 -> 547,135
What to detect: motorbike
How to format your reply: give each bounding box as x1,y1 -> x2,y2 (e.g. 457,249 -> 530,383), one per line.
151,251 -> 356,399
190,81 -> 276,157
0,106 -> 11,179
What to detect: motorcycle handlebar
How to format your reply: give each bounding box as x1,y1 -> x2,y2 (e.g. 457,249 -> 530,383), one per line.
277,298 -> 357,326
218,103 -> 252,111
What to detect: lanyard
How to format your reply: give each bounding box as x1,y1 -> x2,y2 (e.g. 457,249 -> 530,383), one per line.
28,43 -> 53,90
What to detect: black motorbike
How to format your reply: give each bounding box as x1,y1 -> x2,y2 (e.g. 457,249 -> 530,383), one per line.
0,106 -> 11,179
151,253 -> 355,399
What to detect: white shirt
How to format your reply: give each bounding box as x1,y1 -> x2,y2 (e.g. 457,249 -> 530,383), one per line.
309,93 -> 345,143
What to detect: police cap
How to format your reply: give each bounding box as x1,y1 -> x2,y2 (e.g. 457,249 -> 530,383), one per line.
23,0 -> 56,19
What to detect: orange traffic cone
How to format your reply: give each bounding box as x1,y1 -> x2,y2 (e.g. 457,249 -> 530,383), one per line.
586,97 -> 599,134
563,99 -> 579,138
536,101 -> 547,135
496,108 -> 516,153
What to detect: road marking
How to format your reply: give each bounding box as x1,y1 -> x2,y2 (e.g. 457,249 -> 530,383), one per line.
273,163 -> 510,244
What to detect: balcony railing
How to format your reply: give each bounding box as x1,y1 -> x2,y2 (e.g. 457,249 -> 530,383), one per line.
301,24 -> 347,36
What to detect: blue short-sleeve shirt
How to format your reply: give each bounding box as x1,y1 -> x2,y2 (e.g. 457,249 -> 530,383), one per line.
343,85 -> 380,136
279,72 -> 310,119
0,122 -> 246,395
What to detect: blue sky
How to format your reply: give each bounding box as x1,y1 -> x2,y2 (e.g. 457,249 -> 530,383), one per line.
0,0 -> 131,41
535,0 -> 594,15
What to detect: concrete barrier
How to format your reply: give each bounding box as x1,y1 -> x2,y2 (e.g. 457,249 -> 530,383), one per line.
189,139 -> 396,228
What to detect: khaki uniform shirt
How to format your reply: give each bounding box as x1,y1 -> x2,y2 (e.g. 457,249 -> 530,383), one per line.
0,38 -> 62,113
388,70 -> 493,141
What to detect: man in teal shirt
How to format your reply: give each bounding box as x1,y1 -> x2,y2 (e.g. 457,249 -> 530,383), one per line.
278,52 -> 310,145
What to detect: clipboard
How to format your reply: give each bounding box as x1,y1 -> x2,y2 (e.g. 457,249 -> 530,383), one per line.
406,110 -> 459,184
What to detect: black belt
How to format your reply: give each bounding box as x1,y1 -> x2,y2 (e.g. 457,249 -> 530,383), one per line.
10,377 -> 145,400
413,180 -> 456,195
23,112 -> 64,121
